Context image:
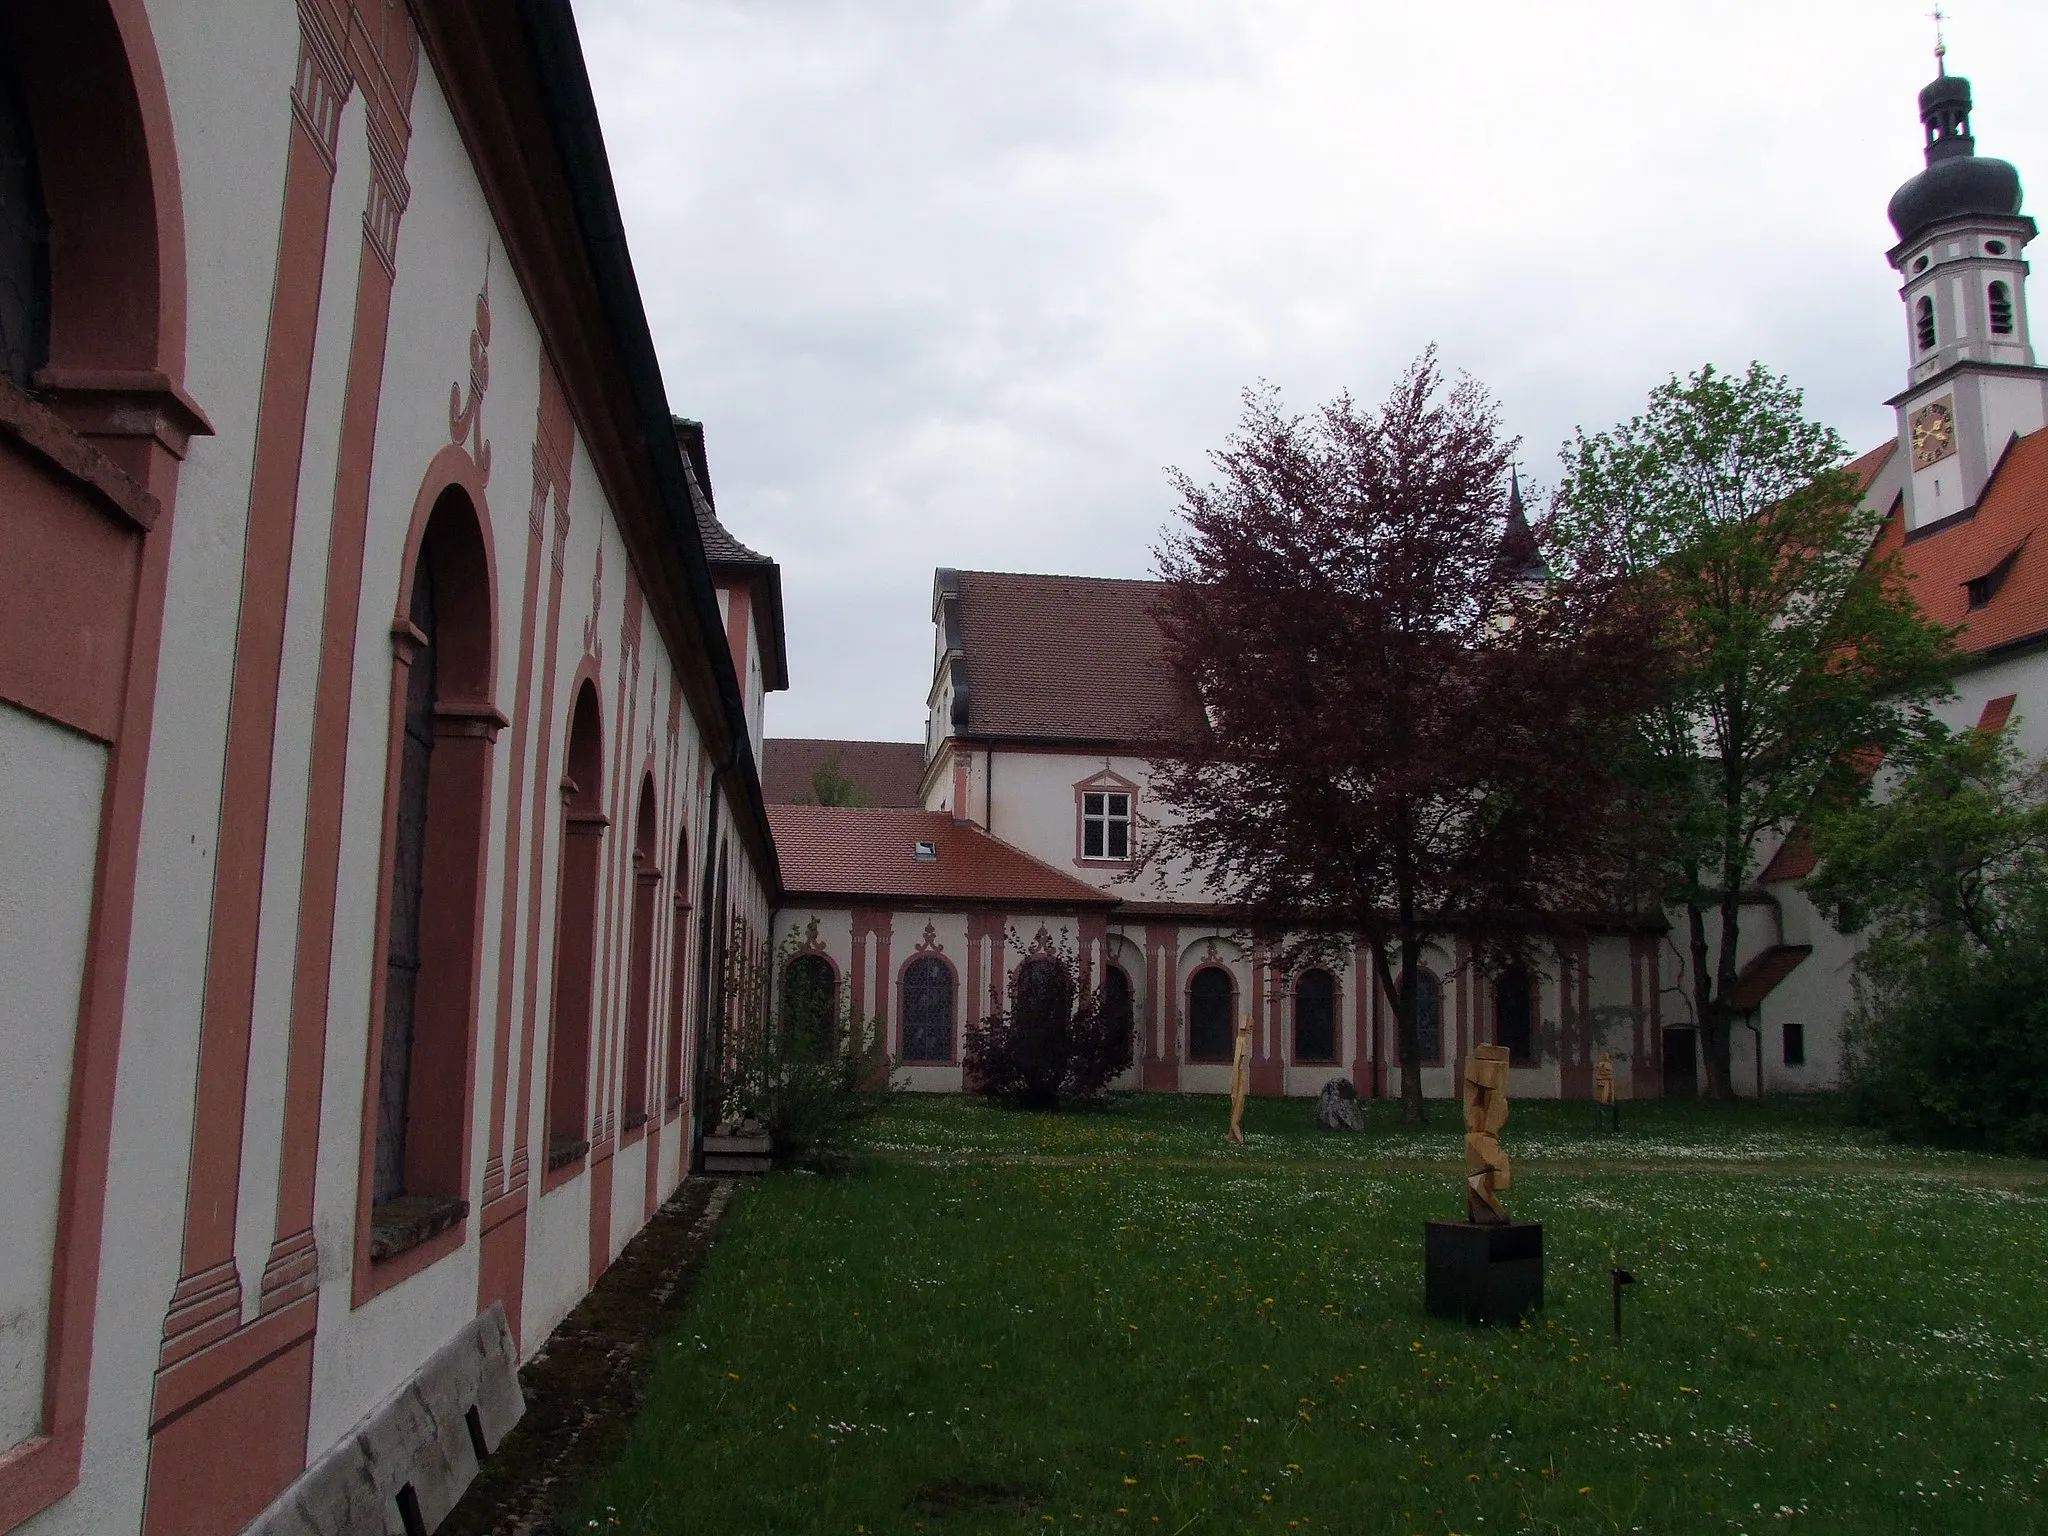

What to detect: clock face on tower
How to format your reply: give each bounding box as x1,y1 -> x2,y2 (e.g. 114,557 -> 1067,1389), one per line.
1911,395 -> 1958,471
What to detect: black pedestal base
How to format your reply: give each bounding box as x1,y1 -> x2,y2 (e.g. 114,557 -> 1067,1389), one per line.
1424,1220 -> 1544,1325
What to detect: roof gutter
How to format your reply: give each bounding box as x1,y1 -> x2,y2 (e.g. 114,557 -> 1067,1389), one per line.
514,0 -> 779,890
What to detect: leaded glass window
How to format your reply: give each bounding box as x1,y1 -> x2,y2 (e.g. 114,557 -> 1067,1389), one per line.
901,956 -> 955,1062
1187,965 -> 1233,1061
1495,966 -> 1534,1065
1081,790 -> 1131,859
1293,969 -> 1337,1062
0,59 -> 48,390
375,562 -> 437,1205
1410,970 -> 1443,1065
782,953 -> 837,1057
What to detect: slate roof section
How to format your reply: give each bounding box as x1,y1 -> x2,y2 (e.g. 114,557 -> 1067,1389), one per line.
770,805 -> 1114,906
950,570 -> 1192,744
1880,427 -> 2048,658
762,739 -> 928,807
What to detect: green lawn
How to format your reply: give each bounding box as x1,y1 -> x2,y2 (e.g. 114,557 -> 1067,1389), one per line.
567,1094 -> 2048,1535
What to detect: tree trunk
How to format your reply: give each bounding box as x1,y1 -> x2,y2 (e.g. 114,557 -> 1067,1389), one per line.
1685,899 -> 1714,1097
1372,939 -> 1425,1128
1701,881 -> 1743,1099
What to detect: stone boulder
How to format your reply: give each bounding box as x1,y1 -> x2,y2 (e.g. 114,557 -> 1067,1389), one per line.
1316,1076 -> 1363,1132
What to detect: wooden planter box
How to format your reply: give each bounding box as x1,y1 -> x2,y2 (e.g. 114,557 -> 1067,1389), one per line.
703,1119 -> 772,1175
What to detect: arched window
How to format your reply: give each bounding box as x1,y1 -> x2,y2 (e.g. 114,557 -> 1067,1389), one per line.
663,827 -> 690,1113
1187,965 -> 1234,1062
1495,966 -> 1534,1066
782,952 -> 838,1057
1989,281 -> 2015,335
0,56 -> 49,389
901,956 -> 956,1062
370,490 -> 497,1218
1410,970 -> 1444,1066
1293,969 -> 1338,1063
621,776 -> 660,1130
1101,964 -> 1135,1047
547,681 -> 606,1170
1916,295 -> 1937,352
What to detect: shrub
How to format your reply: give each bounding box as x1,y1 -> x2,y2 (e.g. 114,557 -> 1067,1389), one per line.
1843,909 -> 2048,1155
708,922 -> 893,1160
964,932 -> 1134,1110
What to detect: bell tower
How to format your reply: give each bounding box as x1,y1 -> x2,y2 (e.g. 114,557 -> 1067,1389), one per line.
1885,52 -> 2047,530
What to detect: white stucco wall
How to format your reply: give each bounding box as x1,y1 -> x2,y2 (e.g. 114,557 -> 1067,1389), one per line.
0,706 -> 107,1451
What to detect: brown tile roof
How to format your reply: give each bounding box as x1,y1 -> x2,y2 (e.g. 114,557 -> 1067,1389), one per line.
770,806 -> 1115,906
1880,427 -> 2048,659
762,739 -> 927,807
1728,944 -> 1813,1012
1758,827 -> 1817,884
953,570 -> 1192,743
1845,438 -> 1898,496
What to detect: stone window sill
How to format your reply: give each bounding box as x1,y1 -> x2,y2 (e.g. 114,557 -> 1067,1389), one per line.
622,1109 -> 650,1133
369,1195 -> 469,1263
546,1136 -> 590,1172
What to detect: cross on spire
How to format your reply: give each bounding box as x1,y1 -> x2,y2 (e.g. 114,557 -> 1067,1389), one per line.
1931,4 -> 1948,74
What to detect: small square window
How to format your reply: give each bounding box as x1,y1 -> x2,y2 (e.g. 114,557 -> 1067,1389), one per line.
913,840 -> 937,862
1081,790 -> 1131,860
1782,1021 -> 1805,1067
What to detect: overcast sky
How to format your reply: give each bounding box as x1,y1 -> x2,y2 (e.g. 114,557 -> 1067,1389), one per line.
578,0 -> 2048,744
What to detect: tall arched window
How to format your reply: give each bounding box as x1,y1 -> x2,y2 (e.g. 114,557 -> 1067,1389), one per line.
1293,969 -> 1338,1063
782,952 -> 838,1057
1409,970 -> 1444,1066
1916,295 -> 1937,352
547,681 -> 606,1170
901,956 -> 956,1061
0,55 -> 48,389
1187,965 -> 1234,1062
1495,966 -> 1534,1066
663,827 -> 690,1112
1990,281 -> 2015,335
1101,964 -> 1135,1049
621,776 -> 660,1130
370,489 -> 498,1220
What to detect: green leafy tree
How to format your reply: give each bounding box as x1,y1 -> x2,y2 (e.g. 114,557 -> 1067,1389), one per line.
1810,722 -> 2048,948
1553,363 -> 1956,1098
1809,723 -> 2048,1151
803,752 -> 871,808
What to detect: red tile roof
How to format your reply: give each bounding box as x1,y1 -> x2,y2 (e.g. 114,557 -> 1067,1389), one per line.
1758,827 -> 1817,884
1881,427 -> 2048,658
769,805 -> 1114,906
1728,944 -> 1813,1012
953,570 -> 1192,743
762,739 -> 927,807
1844,438 -> 1898,496
1977,693 -> 2018,733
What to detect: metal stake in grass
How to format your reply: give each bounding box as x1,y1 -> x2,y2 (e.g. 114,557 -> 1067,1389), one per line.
1611,1267 -> 1636,1337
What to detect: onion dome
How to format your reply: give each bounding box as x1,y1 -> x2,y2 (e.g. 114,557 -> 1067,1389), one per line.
1887,72 -> 2024,245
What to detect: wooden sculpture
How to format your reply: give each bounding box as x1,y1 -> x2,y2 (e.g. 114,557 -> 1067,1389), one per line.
1227,1013 -> 1252,1144
1463,1044 -> 1512,1224
1594,1053 -> 1614,1105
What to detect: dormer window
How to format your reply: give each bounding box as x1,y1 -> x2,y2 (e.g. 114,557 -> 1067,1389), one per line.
1916,295 -> 1938,352
1965,544 -> 2023,611
1082,791 -> 1130,859
1989,281 -> 2014,335
913,839 -> 938,861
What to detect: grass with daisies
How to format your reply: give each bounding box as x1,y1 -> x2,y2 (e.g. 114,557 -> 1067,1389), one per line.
565,1093 -> 2048,1535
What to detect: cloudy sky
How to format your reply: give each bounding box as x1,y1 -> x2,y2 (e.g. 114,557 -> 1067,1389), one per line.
577,0 -> 2048,744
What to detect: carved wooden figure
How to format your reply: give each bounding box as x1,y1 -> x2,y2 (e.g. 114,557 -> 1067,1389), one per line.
1595,1053 -> 1614,1105
1227,1013 -> 1252,1144
1463,1043 -> 1512,1224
